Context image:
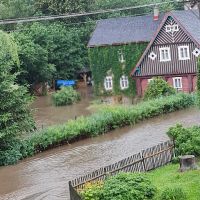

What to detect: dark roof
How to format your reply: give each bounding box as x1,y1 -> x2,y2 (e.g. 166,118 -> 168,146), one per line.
172,10 -> 200,45
88,14 -> 164,47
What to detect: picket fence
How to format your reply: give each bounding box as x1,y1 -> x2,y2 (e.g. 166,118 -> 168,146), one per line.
69,140 -> 174,200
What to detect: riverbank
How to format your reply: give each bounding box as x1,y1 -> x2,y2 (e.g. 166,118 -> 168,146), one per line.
0,93 -> 195,166
1,107 -> 200,200
79,162 -> 200,200
148,162 -> 200,200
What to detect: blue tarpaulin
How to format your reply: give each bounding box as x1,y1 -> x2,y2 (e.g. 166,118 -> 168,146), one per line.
56,80 -> 76,88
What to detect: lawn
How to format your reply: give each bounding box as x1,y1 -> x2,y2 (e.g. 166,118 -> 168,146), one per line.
147,163 -> 200,200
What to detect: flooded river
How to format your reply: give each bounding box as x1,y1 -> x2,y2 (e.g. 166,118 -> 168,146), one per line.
0,107 -> 200,200
31,87 -> 93,129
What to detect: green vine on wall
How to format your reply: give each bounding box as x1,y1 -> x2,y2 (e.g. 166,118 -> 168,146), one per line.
89,43 -> 147,97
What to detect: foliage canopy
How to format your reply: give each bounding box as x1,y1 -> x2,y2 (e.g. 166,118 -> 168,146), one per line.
0,31 -> 35,165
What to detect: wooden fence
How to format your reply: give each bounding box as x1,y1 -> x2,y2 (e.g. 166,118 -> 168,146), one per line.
69,140 -> 174,200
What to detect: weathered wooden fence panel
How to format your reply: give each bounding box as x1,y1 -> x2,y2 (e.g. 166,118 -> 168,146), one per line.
69,140 -> 174,200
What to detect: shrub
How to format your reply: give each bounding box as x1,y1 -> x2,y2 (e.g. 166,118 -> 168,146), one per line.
52,86 -> 81,106
80,181 -> 103,200
0,93 -> 195,165
160,187 -> 187,200
80,173 -> 156,200
144,77 -> 176,100
167,124 -> 200,156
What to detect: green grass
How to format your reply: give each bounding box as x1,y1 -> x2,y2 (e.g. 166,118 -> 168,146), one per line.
147,163 -> 200,200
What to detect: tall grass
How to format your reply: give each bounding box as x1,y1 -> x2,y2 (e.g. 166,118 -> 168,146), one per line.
27,93 -> 194,154
0,93 -> 195,165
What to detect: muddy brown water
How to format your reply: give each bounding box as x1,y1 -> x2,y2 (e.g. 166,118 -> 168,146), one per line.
31,87 -> 93,129
0,107 -> 200,200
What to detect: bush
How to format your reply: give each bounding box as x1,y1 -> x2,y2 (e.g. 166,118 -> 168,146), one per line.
80,173 -> 156,200
79,181 -> 103,200
52,87 -> 81,106
144,77 -> 176,100
0,93 -> 195,165
167,124 -> 200,156
160,187 -> 187,200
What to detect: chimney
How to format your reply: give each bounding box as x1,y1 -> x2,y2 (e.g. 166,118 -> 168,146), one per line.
154,6 -> 159,21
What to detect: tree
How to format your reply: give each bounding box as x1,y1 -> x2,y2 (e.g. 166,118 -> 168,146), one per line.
34,0 -> 95,15
0,0 -> 35,19
13,26 -> 56,86
0,31 -> 35,165
197,58 -> 200,107
13,22 -> 90,86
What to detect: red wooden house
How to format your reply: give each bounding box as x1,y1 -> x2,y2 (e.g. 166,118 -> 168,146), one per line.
131,10 -> 200,96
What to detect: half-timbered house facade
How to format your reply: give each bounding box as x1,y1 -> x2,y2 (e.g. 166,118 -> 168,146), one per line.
131,10 -> 200,96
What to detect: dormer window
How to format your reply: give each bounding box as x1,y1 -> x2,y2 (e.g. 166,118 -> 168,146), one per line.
159,47 -> 171,62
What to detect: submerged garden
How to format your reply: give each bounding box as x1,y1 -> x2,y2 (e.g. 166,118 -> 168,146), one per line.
0,1 -> 200,200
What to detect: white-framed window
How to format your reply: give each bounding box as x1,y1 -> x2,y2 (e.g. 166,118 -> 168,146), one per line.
165,24 -> 179,33
118,49 -> 125,63
159,47 -> 171,62
173,77 -> 182,90
166,25 -> 172,33
120,75 -> 129,90
104,76 -> 113,90
178,46 -> 190,60
173,24 -> 179,32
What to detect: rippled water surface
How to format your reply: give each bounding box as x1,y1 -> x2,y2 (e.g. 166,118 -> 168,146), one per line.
0,92 -> 200,200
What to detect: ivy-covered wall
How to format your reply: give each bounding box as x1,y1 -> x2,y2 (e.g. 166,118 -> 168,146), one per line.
89,43 -> 147,96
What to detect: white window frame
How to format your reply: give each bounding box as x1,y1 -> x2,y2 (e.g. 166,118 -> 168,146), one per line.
173,24 -> 179,32
165,25 -> 172,33
120,75 -> 129,90
104,76 -> 113,91
165,24 -> 179,33
173,77 -> 182,90
178,45 -> 190,60
159,47 -> 171,62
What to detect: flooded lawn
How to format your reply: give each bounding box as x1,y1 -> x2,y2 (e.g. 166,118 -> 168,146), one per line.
32,87 -> 94,129
0,107 -> 200,200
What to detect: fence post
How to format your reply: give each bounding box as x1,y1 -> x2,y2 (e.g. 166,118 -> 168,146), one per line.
141,151 -> 146,172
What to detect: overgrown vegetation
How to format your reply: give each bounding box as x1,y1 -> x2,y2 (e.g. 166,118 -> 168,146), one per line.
197,58 -> 200,107
79,162 -> 200,200
144,77 -> 176,100
160,187 -> 187,200
148,163 -> 200,200
0,93 -> 194,166
89,43 -> 147,96
167,124 -> 200,157
80,173 -> 156,200
0,31 -> 35,166
52,87 -> 81,106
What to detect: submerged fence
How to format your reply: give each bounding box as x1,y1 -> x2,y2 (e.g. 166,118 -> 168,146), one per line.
69,140 -> 174,200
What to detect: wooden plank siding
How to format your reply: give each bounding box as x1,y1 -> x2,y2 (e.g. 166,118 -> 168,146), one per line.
137,17 -> 198,77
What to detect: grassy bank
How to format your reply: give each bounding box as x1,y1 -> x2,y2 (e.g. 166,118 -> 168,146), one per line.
0,93 -> 195,165
80,162 -> 200,200
147,163 -> 200,200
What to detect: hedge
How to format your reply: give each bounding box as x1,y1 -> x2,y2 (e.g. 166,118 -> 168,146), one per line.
0,93 -> 195,165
